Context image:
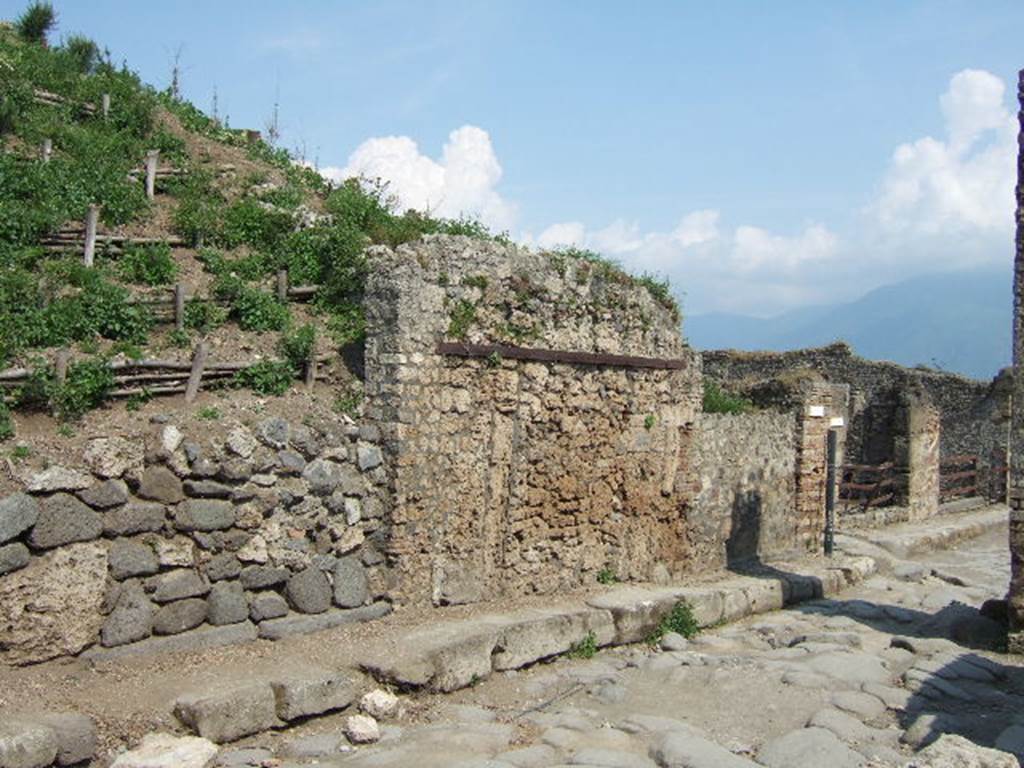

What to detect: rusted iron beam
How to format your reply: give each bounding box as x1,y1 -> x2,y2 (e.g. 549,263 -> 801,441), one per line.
436,342 -> 689,370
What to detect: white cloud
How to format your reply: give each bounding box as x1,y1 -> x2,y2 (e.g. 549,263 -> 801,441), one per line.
322,126 -> 516,232
872,69 -> 1015,236
535,221 -> 586,249
671,210 -> 720,248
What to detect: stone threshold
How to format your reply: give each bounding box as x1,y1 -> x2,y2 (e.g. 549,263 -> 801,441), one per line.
838,504 -> 1007,559
359,554 -> 877,694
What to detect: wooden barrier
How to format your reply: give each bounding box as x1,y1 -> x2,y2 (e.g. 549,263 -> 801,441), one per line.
940,454 -> 979,501
838,461 -> 900,514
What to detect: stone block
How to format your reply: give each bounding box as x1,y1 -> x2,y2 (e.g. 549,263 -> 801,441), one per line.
302,459 -> 344,496
102,581 -> 154,647
205,553 -> 241,581
26,466 -> 91,493
0,719 -> 58,768
226,426 -> 258,459
333,556 -> 369,608
84,622 -> 257,662
149,569 -> 210,602
240,565 -> 289,590
0,493 -> 39,543
77,479 -> 129,510
110,733 -> 218,768
207,582 -> 248,626
286,567 -> 331,614
136,466 -> 184,504
249,591 -> 288,621
28,493 -> 102,549
0,542 -> 107,664
35,712 -> 96,766
270,671 -> 355,721
276,450 -> 305,475
174,682 -> 281,743
103,503 -> 165,536
257,417 -> 289,449
174,500 -> 236,532
356,444 -> 382,471
0,543 -> 30,576
108,539 -> 159,580
83,437 -> 143,479
257,602 -> 391,641
183,480 -> 233,498
153,598 -> 207,635
491,607 -> 616,671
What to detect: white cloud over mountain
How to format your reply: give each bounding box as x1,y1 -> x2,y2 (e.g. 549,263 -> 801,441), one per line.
325,69 -> 1015,317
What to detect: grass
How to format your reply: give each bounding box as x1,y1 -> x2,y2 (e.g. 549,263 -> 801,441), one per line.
567,631 -> 599,660
197,405 -> 221,420
703,381 -> 755,415
596,568 -> 619,585
647,601 -> 700,645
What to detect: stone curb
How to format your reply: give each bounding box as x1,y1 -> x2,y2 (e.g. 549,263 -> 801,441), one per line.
839,505 -> 1007,559
359,554 -> 877,693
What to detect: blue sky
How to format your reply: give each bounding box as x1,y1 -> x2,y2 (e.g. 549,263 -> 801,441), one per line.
7,1 -> 1024,316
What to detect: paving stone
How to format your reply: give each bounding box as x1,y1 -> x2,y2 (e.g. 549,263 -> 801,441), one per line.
0,492 -> 38,544
85,622 -> 257,661
757,727 -> 864,768
807,708 -> 873,743
659,632 -> 689,652
149,569 -> 210,602
102,581 -> 155,647
110,732 -> 219,768
0,542 -> 30,575
249,591 -> 289,621
26,466 -> 91,493
104,503 -> 166,536
569,747 -> 655,767
830,690 -> 886,720
804,651 -> 891,686
240,565 -> 289,590
915,734 -> 1017,768
153,598 -> 207,635
207,581 -> 249,626
860,682 -> 911,711
35,712 -> 97,766
183,480 -> 233,498
994,724 -> 1024,759
173,500 -> 236,532
286,566 -> 332,614
215,747 -> 274,767
258,602 -> 391,640
496,745 -> 559,768
333,555 -> 369,608
649,731 -> 760,768
280,733 -> 350,759
270,671 -> 355,720
205,553 -> 242,582
107,539 -> 158,581
0,719 -> 58,768
136,466 -> 184,504
77,479 -> 129,510
174,683 -> 282,743
27,493 -> 102,549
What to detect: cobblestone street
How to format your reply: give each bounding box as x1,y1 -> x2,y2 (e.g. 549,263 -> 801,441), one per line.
248,524 -> 1020,768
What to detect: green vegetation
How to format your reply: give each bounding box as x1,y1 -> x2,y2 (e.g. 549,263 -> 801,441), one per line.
567,631 -> 599,660
644,414 -> 656,430
447,299 -> 477,340
702,381 -> 754,415
0,400 -> 13,441
197,405 -> 221,420
279,323 -> 315,370
647,601 -> 700,644
596,568 -> 619,585
232,359 -> 294,395
117,242 -> 178,286
49,357 -> 114,420
9,444 -> 30,460
15,2 -> 55,44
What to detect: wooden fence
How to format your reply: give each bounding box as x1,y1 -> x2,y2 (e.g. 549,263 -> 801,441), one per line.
940,454 -> 978,502
0,345 -> 330,405
838,461 -> 900,514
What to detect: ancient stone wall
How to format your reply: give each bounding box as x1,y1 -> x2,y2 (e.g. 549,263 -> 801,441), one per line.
693,411 -> 798,567
1009,68 -> 1024,653
702,343 -> 1010,472
364,236 -> 701,605
0,416 -> 388,665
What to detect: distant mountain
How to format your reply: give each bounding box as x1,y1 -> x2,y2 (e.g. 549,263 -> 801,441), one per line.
686,267 -> 1012,381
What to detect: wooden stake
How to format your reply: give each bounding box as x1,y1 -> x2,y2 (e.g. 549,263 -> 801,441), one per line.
304,349 -> 317,389
174,283 -> 186,332
83,205 -> 99,267
53,348 -> 70,387
184,342 -> 209,403
144,150 -> 160,200
276,269 -> 288,302
102,93 -> 111,119
40,138 -> 52,163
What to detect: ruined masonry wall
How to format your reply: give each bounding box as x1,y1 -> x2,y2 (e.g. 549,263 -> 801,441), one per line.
365,236 -> 701,605
0,416 -> 388,666
693,411 -> 798,567
1008,68 -> 1024,652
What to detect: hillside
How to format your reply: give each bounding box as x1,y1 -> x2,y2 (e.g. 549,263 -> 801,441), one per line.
686,267 -> 1012,380
0,13 -> 677,453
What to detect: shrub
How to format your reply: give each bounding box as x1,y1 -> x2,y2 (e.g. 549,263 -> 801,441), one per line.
16,2 -> 57,44
233,360 -> 293,395
172,173 -> 224,245
118,242 -> 178,286
62,34 -> 100,74
647,601 -> 700,644
212,276 -> 290,332
184,299 -> 227,332
0,400 -> 14,441
702,381 -> 754,415
50,357 -> 113,421
279,324 -> 315,371
219,198 -> 293,250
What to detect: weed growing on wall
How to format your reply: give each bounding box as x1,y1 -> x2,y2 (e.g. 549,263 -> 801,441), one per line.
647,601 -> 700,644
596,568 -> 619,585
703,381 -> 754,414
567,631 -> 599,659
447,299 -> 477,340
